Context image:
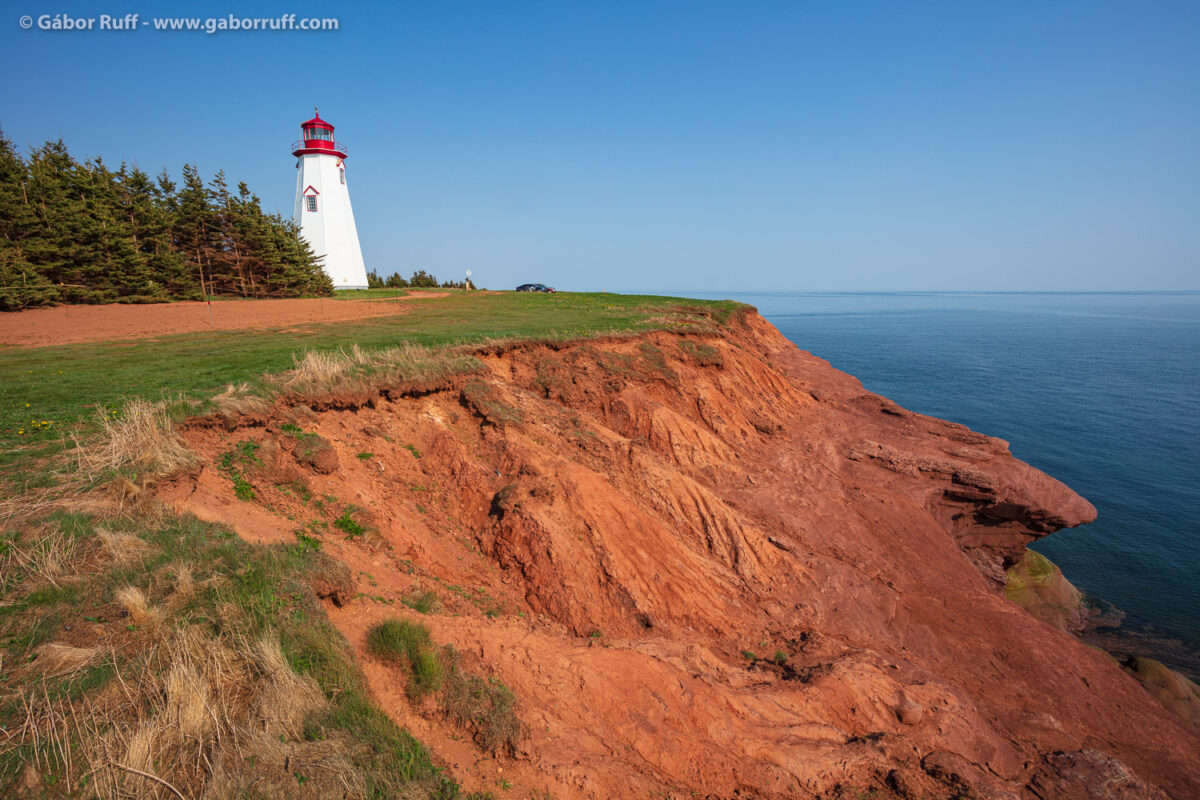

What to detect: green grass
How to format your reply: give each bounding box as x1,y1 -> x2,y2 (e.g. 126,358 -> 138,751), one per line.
367,619 -> 445,699
217,441 -> 261,500
0,290 -> 744,795
402,589 -> 440,614
332,288 -> 413,300
0,512 -> 466,798
1,291 -> 745,485
334,509 -> 366,539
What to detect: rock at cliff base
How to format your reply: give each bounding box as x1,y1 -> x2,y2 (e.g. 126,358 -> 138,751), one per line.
1121,657 -> 1200,728
896,692 -> 923,725
1004,549 -> 1087,631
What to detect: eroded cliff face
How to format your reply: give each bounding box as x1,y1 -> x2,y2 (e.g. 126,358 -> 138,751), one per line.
159,313 -> 1200,799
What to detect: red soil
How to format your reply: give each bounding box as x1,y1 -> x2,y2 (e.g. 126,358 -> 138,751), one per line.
158,314 -> 1200,799
0,293 -> 449,348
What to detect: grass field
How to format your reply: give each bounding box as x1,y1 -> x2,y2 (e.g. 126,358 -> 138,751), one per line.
0,291 -> 743,485
0,290 -> 744,799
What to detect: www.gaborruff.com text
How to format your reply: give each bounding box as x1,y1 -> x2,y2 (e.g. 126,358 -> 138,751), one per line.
20,13 -> 340,34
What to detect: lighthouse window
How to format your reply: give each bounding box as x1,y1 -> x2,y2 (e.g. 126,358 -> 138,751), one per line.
339,168 -> 345,185
306,195 -> 317,212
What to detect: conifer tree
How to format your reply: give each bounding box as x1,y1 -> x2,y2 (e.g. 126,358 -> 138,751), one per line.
120,166 -> 192,300
0,133 -> 57,309
0,139 -> 333,309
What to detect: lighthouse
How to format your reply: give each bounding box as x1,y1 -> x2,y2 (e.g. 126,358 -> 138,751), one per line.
292,109 -> 369,289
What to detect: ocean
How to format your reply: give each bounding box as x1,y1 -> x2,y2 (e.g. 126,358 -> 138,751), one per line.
683,291 -> 1200,674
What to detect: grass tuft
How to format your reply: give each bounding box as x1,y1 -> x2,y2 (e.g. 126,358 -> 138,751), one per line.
441,655 -> 522,754
75,397 -> 194,477
367,619 -> 444,699
279,342 -> 483,401
402,589 -> 440,614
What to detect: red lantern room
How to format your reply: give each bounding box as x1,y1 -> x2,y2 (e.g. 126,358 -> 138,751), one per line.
292,108 -> 347,158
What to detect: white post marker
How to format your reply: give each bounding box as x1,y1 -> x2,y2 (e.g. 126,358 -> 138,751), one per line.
292,108 -> 369,290
466,269 -> 472,290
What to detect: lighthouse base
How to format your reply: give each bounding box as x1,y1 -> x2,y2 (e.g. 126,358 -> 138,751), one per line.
293,153 -> 370,291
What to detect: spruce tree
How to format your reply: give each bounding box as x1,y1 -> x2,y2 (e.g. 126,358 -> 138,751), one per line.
0,139 -> 333,308
120,166 -> 191,300
175,163 -> 217,298
0,132 -> 57,309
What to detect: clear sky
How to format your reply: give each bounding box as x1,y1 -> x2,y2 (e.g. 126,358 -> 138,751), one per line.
4,1 -> 1198,292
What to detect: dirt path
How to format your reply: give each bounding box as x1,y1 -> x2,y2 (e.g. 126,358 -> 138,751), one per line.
0,293 -> 450,348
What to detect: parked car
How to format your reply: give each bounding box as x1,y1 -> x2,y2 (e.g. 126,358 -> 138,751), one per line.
516,283 -> 556,293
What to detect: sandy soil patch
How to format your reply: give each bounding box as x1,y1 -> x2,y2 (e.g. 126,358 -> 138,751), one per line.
0,293 -> 449,348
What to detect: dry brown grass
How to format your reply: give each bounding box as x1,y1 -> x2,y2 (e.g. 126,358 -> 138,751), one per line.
75,397 -> 194,477
167,561 -> 195,603
210,382 -> 270,418
2,623 -> 367,800
97,528 -> 158,564
114,586 -> 163,633
250,633 -> 327,738
3,523 -> 78,588
32,642 -> 101,677
277,343 -> 482,400
0,487 -> 66,528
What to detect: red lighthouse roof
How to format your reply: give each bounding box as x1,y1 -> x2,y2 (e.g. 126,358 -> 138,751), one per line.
300,109 -> 334,131
292,107 -> 347,159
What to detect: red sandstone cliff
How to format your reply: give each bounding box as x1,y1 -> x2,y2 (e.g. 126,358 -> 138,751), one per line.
161,312 -> 1200,799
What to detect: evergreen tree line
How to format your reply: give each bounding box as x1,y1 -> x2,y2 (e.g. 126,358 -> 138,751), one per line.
366,268 -> 476,290
0,133 -> 332,310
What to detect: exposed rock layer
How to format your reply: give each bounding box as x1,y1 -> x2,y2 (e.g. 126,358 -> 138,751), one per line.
160,313 -> 1200,799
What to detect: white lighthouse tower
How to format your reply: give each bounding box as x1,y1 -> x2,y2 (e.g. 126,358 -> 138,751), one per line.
292,109 -> 369,289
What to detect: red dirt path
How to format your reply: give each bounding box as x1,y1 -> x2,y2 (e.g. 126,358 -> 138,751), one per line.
0,294 -> 449,348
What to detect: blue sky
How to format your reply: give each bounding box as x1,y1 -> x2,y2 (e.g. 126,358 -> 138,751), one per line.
4,1 -> 1198,291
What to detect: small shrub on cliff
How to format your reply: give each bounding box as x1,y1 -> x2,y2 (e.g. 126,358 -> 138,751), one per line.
367,619 -> 444,698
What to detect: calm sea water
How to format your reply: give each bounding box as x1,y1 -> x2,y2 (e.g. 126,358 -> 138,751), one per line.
681,292 -> 1200,662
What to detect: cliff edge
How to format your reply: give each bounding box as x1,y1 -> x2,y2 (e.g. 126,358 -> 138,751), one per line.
161,311 -> 1200,799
